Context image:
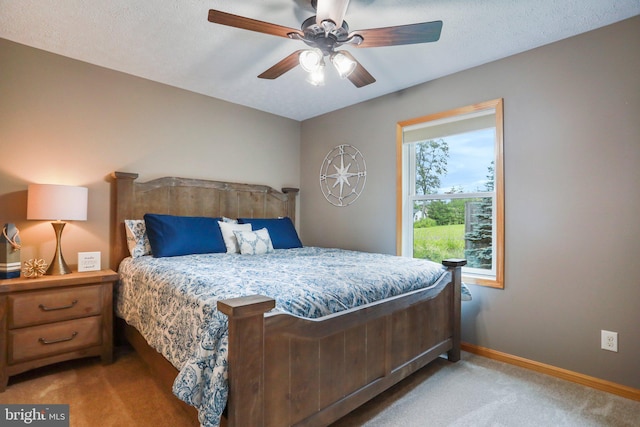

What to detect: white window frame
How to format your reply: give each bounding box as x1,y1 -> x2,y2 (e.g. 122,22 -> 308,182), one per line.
396,99 -> 504,289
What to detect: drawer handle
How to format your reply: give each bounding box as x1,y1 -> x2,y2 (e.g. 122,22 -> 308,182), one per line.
38,299 -> 78,311
38,331 -> 78,345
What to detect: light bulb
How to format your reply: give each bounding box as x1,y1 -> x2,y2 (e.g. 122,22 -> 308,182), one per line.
307,63 -> 325,86
299,49 -> 323,73
331,52 -> 357,78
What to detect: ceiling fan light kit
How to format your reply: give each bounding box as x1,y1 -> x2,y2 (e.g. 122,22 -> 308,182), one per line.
298,48 -> 356,83
208,0 -> 443,88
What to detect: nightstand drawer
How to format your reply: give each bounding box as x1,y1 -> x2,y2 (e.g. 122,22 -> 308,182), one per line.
9,285 -> 102,328
8,316 -> 102,364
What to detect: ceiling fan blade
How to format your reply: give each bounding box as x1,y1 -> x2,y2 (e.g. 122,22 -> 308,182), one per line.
315,0 -> 350,27
339,51 -> 376,88
208,10 -> 303,39
351,21 -> 443,48
258,50 -> 304,80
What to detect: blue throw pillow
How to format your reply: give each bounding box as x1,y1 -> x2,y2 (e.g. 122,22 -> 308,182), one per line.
237,217 -> 302,249
144,214 -> 226,257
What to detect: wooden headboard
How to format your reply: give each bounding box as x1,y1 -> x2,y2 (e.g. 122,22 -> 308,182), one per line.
110,171 -> 299,271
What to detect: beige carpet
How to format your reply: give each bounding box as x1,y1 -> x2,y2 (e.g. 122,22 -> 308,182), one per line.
1,347 -> 638,426
330,353 -> 639,427
0,346 -> 197,427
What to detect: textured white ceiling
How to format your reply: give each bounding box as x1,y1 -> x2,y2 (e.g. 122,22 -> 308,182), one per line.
1,1 -> 638,121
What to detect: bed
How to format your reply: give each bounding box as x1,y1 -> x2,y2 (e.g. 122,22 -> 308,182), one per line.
110,171 -> 467,427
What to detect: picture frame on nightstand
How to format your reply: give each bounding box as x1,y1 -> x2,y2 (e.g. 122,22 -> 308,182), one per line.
78,251 -> 101,272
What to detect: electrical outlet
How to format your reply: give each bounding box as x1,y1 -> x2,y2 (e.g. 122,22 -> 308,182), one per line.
601,330 -> 618,352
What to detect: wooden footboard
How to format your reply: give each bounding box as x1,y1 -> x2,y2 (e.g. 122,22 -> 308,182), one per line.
218,259 -> 465,427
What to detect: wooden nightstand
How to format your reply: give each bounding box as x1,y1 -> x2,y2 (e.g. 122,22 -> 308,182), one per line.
0,269 -> 118,392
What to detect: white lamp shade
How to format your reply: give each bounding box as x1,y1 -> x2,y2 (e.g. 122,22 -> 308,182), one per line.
27,184 -> 88,221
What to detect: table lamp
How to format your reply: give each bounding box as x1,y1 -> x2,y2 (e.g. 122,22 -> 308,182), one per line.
27,184 -> 88,275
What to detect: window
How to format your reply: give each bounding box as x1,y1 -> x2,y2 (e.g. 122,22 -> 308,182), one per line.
396,99 -> 504,288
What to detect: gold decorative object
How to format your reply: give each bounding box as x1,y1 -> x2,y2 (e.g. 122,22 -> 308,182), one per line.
23,258 -> 48,278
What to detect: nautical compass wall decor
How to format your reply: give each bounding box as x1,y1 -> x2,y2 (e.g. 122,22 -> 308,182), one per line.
319,144 -> 367,207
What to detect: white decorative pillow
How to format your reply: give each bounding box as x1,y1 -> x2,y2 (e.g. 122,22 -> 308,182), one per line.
233,228 -> 274,255
218,221 -> 251,253
124,219 -> 152,258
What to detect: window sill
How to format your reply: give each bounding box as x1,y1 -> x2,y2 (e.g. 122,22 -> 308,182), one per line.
462,274 -> 503,289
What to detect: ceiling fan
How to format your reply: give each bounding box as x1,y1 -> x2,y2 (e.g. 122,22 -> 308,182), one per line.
208,0 -> 442,87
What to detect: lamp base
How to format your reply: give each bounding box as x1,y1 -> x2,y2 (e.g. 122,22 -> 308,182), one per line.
45,221 -> 72,275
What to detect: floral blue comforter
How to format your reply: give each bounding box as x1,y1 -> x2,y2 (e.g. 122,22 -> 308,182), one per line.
116,247 -> 464,427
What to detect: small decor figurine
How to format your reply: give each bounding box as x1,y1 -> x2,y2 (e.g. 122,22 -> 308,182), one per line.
1,223 -> 21,279
23,258 -> 48,278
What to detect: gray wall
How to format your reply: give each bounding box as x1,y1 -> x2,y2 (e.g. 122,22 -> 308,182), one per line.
300,16 -> 640,388
0,38 -> 300,269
